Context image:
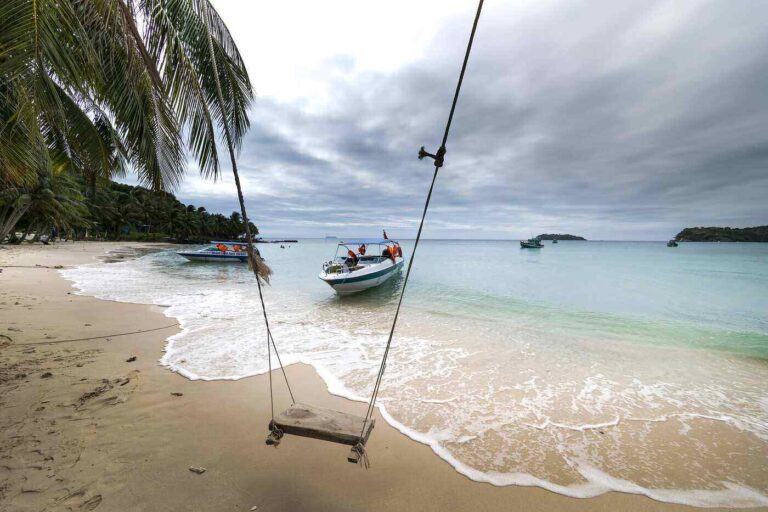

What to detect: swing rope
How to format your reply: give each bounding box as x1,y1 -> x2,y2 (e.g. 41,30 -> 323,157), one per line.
360,0 -> 485,438
253,273 -> 296,422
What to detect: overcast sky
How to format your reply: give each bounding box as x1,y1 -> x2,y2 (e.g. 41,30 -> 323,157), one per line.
152,0 -> 768,240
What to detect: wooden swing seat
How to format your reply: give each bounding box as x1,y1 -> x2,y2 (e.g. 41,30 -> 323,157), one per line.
266,403 -> 375,463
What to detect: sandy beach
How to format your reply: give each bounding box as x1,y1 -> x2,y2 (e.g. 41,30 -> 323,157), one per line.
0,242 -> 763,512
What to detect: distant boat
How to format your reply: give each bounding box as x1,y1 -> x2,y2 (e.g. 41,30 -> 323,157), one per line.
520,238 -> 544,249
667,240 -> 679,247
177,241 -> 253,262
319,238 -> 404,294
552,239 -> 559,244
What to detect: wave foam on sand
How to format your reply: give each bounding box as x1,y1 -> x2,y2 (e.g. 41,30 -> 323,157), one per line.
61,251 -> 768,508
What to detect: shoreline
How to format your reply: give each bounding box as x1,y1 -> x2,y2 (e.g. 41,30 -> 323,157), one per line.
1,242 -> 764,511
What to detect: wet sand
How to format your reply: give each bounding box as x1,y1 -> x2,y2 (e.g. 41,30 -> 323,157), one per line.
0,242 -> 762,511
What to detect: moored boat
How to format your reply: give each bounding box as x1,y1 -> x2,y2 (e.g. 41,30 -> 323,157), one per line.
667,240 -> 679,247
520,238 -> 544,248
177,241 -> 252,262
319,238 -> 404,294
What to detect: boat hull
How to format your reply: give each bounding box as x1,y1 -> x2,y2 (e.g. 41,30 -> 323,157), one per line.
319,258 -> 403,294
177,252 -> 248,263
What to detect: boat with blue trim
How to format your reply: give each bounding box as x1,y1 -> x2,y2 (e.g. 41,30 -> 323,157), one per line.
319,238 -> 404,294
177,241 -> 254,262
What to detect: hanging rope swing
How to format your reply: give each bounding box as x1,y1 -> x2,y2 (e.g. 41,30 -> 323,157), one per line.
261,0 -> 485,464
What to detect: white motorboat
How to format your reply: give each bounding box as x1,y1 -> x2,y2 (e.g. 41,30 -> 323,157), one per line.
319,238 -> 404,294
177,241 -> 253,262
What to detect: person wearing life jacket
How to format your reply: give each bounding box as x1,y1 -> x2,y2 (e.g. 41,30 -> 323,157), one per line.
358,244 -> 366,256
346,249 -> 358,267
395,244 -> 403,258
382,245 -> 396,262
216,243 -> 228,253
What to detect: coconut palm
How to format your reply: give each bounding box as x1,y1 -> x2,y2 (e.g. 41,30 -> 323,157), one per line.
0,0 -> 270,279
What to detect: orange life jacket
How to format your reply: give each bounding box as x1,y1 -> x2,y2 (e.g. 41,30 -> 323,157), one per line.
216,244 -> 228,253
386,245 -> 396,262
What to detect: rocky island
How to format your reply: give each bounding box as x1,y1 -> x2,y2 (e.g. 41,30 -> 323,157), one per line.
675,226 -> 768,242
537,234 -> 587,241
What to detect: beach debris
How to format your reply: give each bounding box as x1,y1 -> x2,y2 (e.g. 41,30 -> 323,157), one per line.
77,381 -> 113,408
126,356 -> 137,362
81,495 -> 102,510
188,466 -> 206,474
53,265 -> 64,269
84,323 -> 92,327
251,506 -> 259,511
171,392 -> 183,397
118,378 -> 130,386
41,372 -> 53,379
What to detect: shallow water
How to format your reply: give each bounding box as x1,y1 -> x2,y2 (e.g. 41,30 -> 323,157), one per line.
62,240 -> 768,507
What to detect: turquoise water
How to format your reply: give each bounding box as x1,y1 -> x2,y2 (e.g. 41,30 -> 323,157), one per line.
272,239 -> 768,357
63,240 -> 768,507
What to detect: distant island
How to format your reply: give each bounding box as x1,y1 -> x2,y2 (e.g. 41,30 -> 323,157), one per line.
536,234 -> 587,241
675,226 -> 768,242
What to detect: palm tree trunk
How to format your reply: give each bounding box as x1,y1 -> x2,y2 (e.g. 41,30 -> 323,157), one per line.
0,202 -> 31,243
204,27 -> 271,283
19,223 -> 32,244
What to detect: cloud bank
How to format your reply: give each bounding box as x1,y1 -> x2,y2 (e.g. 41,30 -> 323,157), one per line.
169,0 -> 768,240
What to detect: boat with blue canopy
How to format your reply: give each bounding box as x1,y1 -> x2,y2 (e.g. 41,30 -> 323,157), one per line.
177,241 -> 255,262
319,238 -> 404,294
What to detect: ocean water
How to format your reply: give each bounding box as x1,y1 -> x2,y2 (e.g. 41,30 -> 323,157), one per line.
62,240 -> 768,507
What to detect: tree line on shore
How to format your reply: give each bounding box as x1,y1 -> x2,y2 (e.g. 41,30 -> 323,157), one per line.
675,226 -> 768,242
3,178 -> 257,243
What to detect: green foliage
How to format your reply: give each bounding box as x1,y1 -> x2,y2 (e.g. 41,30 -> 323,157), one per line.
675,226 -> 768,242
64,179 -> 258,242
1,0 -> 252,192
536,233 -> 587,241
1,0 -> 255,242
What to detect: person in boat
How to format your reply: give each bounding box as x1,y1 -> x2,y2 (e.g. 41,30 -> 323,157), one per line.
382,245 -> 399,262
345,249 -> 359,267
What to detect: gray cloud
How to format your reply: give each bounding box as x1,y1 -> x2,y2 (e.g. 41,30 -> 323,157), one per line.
173,0 -> 768,240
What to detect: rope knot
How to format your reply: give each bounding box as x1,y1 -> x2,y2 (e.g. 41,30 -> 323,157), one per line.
418,145 -> 447,168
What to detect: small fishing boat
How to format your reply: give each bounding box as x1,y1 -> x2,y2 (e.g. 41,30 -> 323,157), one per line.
552,239 -> 559,244
319,238 -> 404,294
520,238 -> 544,249
177,241 -> 252,262
667,240 -> 679,247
